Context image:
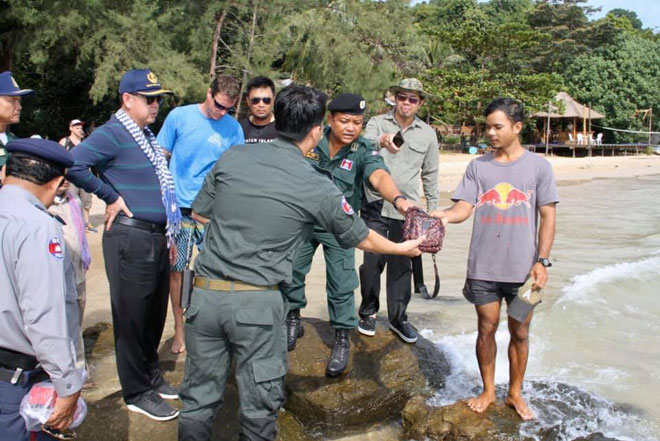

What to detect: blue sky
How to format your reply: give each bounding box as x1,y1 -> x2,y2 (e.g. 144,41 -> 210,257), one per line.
586,0 -> 659,30
412,1 -> 659,31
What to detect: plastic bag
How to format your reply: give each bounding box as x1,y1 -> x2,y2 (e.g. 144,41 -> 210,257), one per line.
19,381 -> 87,431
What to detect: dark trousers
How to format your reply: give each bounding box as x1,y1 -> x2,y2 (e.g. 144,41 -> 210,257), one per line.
358,200 -> 412,326
102,222 -> 170,401
0,372 -> 57,441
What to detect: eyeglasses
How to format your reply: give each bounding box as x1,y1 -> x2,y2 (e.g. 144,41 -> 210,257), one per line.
213,97 -> 235,113
396,94 -> 420,105
131,94 -> 162,105
249,97 -> 272,105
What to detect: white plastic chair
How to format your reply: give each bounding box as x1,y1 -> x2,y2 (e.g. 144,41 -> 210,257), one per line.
596,133 -> 603,145
576,133 -> 584,145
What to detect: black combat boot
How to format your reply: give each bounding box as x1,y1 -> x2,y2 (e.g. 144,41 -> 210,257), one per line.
325,329 -> 350,377
286,309 -> 304,352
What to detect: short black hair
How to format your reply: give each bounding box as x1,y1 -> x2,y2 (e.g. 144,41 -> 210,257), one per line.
274,85 -> 327,141
6,153 -> 65,185
484,98 -> 524,124
246,76 -> 275,95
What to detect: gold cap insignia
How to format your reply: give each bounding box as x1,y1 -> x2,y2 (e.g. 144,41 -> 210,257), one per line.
147,72 -> 158,84
359,100 -> 366,110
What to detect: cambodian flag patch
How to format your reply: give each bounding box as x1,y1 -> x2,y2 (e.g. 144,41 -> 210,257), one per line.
340,158 -> 353,171
341,196 -> 354,215
48,236 -> 64,260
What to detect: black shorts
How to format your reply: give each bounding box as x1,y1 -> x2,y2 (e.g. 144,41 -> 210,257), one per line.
462,278 -> 523,306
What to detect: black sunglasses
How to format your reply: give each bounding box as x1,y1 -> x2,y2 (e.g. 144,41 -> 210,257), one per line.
213,97 -> 235,113
249,97 -> 272,105
132,93 -> 162,105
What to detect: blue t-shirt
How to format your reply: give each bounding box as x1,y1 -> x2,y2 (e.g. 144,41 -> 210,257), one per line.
157,104 -> 244,208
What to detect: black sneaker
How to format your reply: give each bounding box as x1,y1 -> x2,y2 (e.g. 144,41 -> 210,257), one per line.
389,321 -> 418,344
286,310 -> 304,352
154,380 -> 179,400
126,390 -> 179,421
357,316 -> 376,336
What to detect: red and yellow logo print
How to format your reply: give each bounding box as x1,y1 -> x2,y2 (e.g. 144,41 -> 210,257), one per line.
476,182 -> 532,210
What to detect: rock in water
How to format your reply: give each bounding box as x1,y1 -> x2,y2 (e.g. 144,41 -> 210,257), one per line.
284,317 -> 450,437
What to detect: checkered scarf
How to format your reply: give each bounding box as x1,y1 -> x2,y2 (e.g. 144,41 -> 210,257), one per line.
115,109 -> 180,245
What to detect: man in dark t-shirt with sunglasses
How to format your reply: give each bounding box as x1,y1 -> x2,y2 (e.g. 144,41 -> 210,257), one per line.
240,76 -> 278,144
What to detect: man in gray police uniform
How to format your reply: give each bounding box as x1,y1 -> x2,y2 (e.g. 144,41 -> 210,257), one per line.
0,138 -> 83,440
178,84 -> 423,441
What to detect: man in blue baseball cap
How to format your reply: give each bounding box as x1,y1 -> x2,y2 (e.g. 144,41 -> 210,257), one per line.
67,68 -> 180,421
0,72 -> 34,184
0,138 -> 86,441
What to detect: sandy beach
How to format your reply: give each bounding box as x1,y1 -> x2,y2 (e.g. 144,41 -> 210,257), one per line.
78,152 -> 660,439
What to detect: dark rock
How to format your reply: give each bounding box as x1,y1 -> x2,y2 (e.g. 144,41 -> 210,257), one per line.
284,317 -> 450,437
573,434 -> 622,441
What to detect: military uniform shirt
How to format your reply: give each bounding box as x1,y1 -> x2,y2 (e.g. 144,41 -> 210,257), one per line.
362,110 -> 439,220
0,185 -> 82,396
192,138 -> 370,287
304,128 -> 388,212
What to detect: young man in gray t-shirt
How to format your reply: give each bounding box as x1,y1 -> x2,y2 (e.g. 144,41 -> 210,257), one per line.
433,98 -> 559,421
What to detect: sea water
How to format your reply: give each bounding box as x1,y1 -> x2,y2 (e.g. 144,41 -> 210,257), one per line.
412,174 -> 660,440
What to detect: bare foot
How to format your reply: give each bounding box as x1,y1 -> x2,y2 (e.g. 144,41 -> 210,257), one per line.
466,391 -> 496,413
505,394 -> 535,421
171,333 -> 186,354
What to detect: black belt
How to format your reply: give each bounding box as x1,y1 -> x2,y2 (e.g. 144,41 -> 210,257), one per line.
180,207 -> 192,216
0,366 -> 49,386
0,347 -> 38,370
117,216 -> 166,234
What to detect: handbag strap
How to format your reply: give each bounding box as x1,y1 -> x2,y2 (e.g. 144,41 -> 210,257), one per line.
414,255 -> 440,300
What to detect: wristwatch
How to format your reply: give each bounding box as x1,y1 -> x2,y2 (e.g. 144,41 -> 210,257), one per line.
537,257 -> 552,268
392,195 -> 407,210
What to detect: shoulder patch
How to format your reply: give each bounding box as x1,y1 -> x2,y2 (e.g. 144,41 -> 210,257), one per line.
305,148 -> 319,161
341,196 -> 354,215
340,158 -> 353,171
48,236 -> 64,260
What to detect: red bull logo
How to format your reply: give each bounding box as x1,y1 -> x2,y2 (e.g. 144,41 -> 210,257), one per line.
476,183 -> 532,210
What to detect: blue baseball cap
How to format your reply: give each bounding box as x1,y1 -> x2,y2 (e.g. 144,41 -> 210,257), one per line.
118,69 -> 173,96
6,138 -> 74,168
0,71 -> 34,96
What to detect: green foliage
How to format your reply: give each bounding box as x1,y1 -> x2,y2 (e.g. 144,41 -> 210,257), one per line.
564,31 -> 660,143
1,0 -> 658,143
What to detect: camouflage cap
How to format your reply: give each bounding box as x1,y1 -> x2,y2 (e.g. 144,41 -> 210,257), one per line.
392,78 -> 426,98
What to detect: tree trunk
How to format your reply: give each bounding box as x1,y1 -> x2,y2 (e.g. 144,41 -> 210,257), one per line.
236,0 -> 259,116
209,2 -> 233,79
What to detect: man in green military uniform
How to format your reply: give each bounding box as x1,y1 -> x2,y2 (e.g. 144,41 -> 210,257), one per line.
179,85 -> 423,441
282,93 -> 414,377
0,71 -> 34,185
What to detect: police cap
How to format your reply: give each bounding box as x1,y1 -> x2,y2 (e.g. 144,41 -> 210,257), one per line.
328,93 -> 366,115
6,138 -> 74,168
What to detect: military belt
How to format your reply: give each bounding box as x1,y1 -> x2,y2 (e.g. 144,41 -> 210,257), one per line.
0,366 -> 48,386
194,276 -> 278,292
0,347 -> 38,371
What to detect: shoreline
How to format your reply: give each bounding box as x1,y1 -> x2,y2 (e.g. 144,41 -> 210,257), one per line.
78,153 -> 660,440
436,152 -> 660,193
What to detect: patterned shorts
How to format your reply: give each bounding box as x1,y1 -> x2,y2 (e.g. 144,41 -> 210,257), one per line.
172,215 -> 205,272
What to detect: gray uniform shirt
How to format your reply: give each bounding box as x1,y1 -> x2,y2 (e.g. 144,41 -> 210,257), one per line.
452,150 -> 559,283
362,111 -> 439,220
0,185 -> 82,396
192,138 -> 370,286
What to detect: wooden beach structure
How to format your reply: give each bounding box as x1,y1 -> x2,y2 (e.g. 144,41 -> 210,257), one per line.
532,92 -> 606,156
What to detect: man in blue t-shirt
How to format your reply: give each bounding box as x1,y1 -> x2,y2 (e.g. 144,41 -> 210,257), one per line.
157,75 -> 244,354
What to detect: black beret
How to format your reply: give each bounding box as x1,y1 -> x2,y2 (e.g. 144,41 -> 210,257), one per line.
328,93 -> 366,115
6,138 -> 74,168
